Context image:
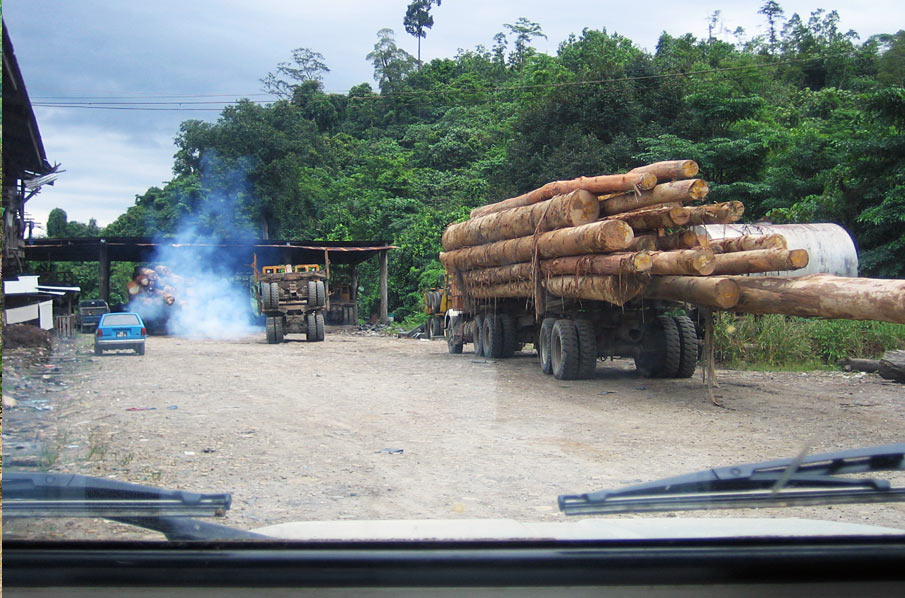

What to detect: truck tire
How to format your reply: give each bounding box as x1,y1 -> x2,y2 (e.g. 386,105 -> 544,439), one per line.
473,314 -> 485,356
551,319 -> 580,380
498,313 -> 518,358
483,314 -> 503,358
306,312 -> 317,341
266,316 -> 279,344
275,317 -> 285,343
431,317 -> 442,338
307,281 -> 317,306
673,315 -> 698,378
538,317 -> 557,375
573,319 -> 598,379
316,280 -> 326,307
634,315 -> 681,378
448,335 -> 464,354
262,282 -> 277,310
315,312 -> 325,341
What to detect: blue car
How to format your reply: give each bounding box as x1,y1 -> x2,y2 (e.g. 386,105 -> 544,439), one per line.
94,312 -> 147,355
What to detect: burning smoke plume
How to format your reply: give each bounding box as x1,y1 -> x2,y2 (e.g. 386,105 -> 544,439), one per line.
128,153 -> 259,339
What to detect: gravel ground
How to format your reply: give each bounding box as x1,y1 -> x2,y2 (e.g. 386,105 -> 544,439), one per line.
3,328 -> 904,540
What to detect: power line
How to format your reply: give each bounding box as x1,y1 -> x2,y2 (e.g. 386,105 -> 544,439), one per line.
31,56 -> 834,112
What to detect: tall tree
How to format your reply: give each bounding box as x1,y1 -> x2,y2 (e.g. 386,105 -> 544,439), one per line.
367,28 -> 417,91
260,48 -> 330,99
46,208 -> 69,238
759,1 -> 785,54
503,18 -> 546,69
403,0 -> 441,67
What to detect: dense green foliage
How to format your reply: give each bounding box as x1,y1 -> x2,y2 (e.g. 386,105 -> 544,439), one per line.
48,5 -> 905,320
714,313 -> 905,369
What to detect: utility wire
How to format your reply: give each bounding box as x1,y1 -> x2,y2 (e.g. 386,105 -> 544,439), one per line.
30,56 -> 834,112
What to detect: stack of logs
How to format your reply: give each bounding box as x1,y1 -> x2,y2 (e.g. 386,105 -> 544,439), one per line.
440,160 -> 905,324
126,265 -> 186,314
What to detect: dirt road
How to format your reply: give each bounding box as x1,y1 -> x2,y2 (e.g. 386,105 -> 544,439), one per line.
3,328 -> 904,538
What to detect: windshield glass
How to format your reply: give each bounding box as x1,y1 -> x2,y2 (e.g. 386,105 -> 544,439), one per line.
99,314 -> 141,326
3,1 -> 905,546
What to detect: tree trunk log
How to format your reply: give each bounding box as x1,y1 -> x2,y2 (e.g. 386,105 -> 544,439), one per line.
606,205 -> 691,230
707,234 -> 787,253
644,276 -> 740,309
628,160 -> 699,181
628,234 -> 658,251
649,248 -> 715,276
443,189 -> 599,250
710,249 -> 808,275
464,280 -> 533,299
683,201 -> 745,226
543,275 -> 647,306
439,220 -> 634,271
837,357 -> 880,373
541,252 -> 653,276
730,274 -> 905,324
657,229 -> 700,250
878,350 -> 905,382
600,179 -> 709,216
470,172 -> 657,218
461,263 -> 533,286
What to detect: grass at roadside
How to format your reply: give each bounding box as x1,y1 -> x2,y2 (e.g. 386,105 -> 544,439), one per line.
714,314 -> 905,370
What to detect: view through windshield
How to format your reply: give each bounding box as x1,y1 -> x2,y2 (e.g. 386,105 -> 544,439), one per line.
3,1 -> 905,544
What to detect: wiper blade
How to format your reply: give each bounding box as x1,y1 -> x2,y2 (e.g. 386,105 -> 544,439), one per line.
559,443 -> 905,516
2,472 -> 231,518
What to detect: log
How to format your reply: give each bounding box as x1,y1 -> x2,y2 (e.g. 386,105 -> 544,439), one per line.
644,276 -> 740,309
878,350 -> 905,383
628,234 -> 658,251
541,252 -> 653,276
837,357 -> 880,373
606,205 -> 690,230
439,220 -> 634,271
657,229 -> 700,250
461,263 -> 533,286
628,160 -> 699,181
707,234 -> 787,253
470,172 -> 657,218
730,274 -> 905,324
649,248 -> 715,276
600,179 -> 710,216
442,189 -> 599,250
710,249 -> 808,275
464,280 -> 533,299
543,275 -> 647,306
683,201 -> 745,226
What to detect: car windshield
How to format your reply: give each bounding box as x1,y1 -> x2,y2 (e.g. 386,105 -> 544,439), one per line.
100,314 -> 141,326
3,1 -> 905,550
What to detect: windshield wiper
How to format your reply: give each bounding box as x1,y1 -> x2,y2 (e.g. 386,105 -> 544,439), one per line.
2,472 -> 267,540
559,443 -> 905,516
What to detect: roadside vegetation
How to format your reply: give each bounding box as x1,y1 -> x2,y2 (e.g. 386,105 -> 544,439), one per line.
714,314 -> 905,369
32,2 -> 905,368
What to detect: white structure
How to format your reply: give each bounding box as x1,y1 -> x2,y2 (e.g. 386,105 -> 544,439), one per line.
3,275 -> 80,330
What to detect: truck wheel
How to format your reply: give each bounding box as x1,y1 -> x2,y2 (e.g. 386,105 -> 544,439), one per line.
316,281 -> 326,307
447,334 -> 464,354
634,315 -> 681,378
262,282 -> 275,310
275,317 -> 285,343
306,312 -> 317,341
538,317 -> 557,375
266,317 -> 279,344
483,314 -> 503,358
315,312 -> 325,341
551,319 -> 580,380
573,319 -> 598,379
473,314 -> 485,356
431,317 -> 442,338
673,315 -> 699,378
498,313 -> 518,358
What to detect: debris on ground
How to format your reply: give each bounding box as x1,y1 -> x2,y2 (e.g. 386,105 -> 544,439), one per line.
3,324 -> 53,350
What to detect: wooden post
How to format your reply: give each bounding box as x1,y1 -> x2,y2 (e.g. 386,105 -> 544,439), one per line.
378,250 -> 388,324
98,239 -> 110,303
350,263 -> 359,324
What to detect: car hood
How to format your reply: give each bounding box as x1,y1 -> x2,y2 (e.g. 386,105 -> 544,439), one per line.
252,517 -> 905,541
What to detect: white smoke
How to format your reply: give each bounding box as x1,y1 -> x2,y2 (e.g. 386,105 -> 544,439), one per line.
128,153 -> 259,339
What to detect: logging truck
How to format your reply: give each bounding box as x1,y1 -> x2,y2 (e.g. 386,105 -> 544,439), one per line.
254,264 -> 327,344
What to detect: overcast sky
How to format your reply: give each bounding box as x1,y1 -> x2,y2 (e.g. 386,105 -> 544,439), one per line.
5,1 -> 903,231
